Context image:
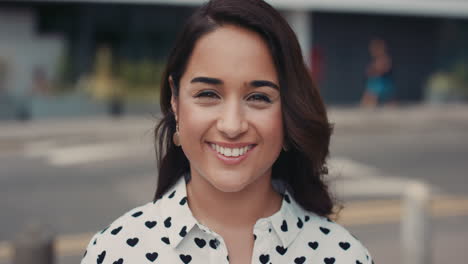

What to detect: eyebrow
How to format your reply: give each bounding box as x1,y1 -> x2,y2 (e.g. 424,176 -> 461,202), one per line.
250,80 -> 279,90
190,77 -> 223,85
191,76 -> 279,90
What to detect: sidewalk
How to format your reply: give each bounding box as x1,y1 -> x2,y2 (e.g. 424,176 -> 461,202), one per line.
0,115 -> 159,140
328,104 -> 468,133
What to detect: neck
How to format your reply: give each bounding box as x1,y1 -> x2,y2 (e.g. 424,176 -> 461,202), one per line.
186,171 -> 282,230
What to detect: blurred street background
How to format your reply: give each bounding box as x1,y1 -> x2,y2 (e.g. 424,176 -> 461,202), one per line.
1,0 -> 468,264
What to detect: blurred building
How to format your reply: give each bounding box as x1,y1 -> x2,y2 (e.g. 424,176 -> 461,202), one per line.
0,0 -> 467,119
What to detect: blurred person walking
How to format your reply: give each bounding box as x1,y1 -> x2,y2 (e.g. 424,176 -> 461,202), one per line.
361,38 -> 395,107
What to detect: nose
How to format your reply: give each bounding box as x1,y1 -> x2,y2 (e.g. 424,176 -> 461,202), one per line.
216,101 -> 248,138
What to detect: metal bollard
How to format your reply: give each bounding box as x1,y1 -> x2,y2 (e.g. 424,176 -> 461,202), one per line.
13,223 -> 55,264
401,181 -> 432,264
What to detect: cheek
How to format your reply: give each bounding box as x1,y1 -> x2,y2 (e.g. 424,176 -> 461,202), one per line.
177,102 -> 215,148
249,105 -> 283,146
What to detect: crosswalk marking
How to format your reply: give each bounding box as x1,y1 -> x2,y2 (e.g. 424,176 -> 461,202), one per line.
23,140 -> 152,166
328,157 -> 432,197
24,140 -> 58,158
329,156 -> 384,179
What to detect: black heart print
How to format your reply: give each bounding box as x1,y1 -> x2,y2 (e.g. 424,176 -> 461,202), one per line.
276,245 -> 287,255
111,226 -> 122,235
113,258 -> 123,264
281,220 -> 288,232
295,256 -> 306,264
145,221 -> 157,229
209,239 -> 218,249
308,241 -> 319,250
339,242 -> 351,250
97,250 -> 106,264
297,217 -> 303,228
259,254 -> 270,264
179,226 -> 187,237
180,254 -> 192,263
320,227 -> 330,235
164,217 -> 172,228
126,238 -> 139,247
161,237 -> 170,245
146,252 -> 158,262
194,238 -> 206,248
131,211 -> 143,217
168,190 -> 176,198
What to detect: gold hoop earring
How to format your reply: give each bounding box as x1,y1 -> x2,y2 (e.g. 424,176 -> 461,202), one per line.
173,123 -> 181,146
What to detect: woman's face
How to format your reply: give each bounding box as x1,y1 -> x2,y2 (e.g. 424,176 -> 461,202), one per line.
171,25 -> 283,193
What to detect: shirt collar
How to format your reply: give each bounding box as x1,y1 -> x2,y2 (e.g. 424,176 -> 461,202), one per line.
158,175 -> 199,249
158,176 -> 306,249
269,191 -> 306,248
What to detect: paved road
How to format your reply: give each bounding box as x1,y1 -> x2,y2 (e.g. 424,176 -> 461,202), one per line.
0,106 -> 467,264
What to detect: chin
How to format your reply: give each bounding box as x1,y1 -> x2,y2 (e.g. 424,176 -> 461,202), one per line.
207,170 -> 255,193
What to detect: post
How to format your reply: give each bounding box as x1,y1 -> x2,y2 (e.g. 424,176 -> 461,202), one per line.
13,223 -> 55,264
401,181 -> 432,264
284,10 -> 312,68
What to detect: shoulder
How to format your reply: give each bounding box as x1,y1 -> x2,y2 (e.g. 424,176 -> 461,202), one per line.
80,201 -> 164,264
80,176 -> 191,264
298,213 -> 374,264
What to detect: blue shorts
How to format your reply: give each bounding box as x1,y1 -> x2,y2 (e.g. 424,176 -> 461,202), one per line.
366,77 -> 394,103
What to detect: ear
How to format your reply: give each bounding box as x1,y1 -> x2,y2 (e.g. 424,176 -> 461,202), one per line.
169,75 -> 178,121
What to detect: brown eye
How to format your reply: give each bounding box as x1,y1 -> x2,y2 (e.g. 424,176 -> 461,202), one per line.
194,90 -> 220,99
247,93 -> 272,103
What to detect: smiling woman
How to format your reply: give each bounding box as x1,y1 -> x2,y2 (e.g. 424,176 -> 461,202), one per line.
81,0 -> 373,264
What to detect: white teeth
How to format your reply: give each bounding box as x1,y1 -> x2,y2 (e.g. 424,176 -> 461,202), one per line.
224,148 -> 232,156
238,148 -> 244,156
232,148 -> 239,157
209,144 -> 252,157
241,147 -> 247,155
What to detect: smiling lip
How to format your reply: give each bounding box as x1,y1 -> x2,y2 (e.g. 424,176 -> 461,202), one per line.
206,141 -> 256,165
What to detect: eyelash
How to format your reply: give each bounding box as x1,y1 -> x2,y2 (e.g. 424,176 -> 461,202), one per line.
194,91 -> 272,103
247,93 -> 272,103
194,91 -> 219,99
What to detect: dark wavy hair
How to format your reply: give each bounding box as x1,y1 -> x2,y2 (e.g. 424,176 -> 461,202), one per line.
154,0 -> 334,217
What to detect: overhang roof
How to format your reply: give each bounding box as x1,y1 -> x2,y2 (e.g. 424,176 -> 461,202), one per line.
21,0 -> 468,19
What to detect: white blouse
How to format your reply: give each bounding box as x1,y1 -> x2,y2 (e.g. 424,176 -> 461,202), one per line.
81,176 -> 373,264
